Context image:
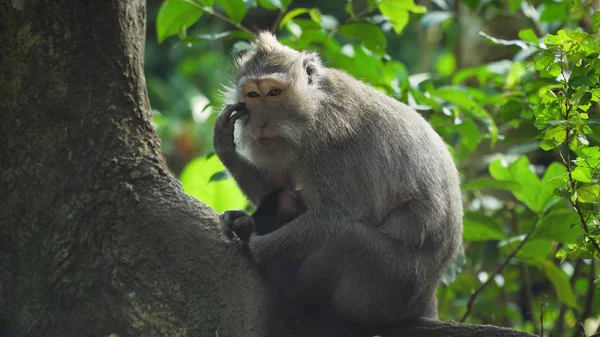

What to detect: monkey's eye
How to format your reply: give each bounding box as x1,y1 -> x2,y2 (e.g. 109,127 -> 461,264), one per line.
268,88 -> 282,96
247,91 -> 259,98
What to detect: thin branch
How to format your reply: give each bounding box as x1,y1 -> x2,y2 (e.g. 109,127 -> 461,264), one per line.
559,65 -> 600,257
551,261 -> 582,337
271,8 -> 285,33
186,0 -> 256,37
383,317 -> 538,337
522,263 -> 539,335
540,299 -> 547,337
571,260 -> 597,337
460,225 -> 537,322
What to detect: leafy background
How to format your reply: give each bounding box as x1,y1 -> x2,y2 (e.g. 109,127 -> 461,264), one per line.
144,0 -> 600,335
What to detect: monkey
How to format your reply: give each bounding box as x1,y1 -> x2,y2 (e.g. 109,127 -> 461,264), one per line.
213,31 -> 463,325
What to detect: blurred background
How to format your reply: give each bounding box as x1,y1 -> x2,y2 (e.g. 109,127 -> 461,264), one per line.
142,1 -> 600,336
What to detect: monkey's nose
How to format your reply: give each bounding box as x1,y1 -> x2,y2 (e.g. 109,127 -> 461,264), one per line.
256,120 -> 268,127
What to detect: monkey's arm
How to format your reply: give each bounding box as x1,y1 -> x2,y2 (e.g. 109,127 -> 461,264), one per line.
213,103 -> 281,204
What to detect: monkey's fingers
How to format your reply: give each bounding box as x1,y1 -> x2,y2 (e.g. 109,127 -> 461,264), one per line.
230,108 -> 248,121
223,102 -> 246,117
219,210 -> 249,240
231,217 -> 254,243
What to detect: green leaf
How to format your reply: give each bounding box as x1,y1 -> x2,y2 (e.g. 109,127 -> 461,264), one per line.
535,258 -> 578,308
435,52 -> 456,77
309,8 -> 322,25
594,11 -> 600,31
461,177 -> 520,192
539,2 -> 568,23
577,184 -> 600,203
198,0 -> 215,5
258,0 -> 290,10
156,0 -> 204,43
378,0 -> 425,35
538,162 -> 567,209
463,212 -> 507,242
533,208 -> 580,244
345,0 -> 355,19
433,86 -> 498,145
489,157 -> 543,212
338,22 -> 387,53
517,239 -> 553,259
518,28 -> 538,44
508,0 -> 522,13
216,0 -> 248,23
279,8 -> 309,28
572,166 -> 593,183
378,3 -> 408,35
556,241 -> 596,261
180,155 -> 248,213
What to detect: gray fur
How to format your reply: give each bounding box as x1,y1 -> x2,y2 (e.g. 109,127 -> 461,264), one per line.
214,31 -> 463,324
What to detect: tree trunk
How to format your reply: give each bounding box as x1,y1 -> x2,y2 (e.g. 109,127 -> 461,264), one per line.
0,1 -> 537,336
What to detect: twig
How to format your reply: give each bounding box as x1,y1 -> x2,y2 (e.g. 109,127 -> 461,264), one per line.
570,260 -> 597,337
185,0 -> 256,37
521,263 -> 539,335
540,298 -> 548,337
460,225 -> 537,322
271,8 -> 285,33
551,261 -> 583,337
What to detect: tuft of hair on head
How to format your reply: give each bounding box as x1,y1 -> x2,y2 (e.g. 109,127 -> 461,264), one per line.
252,31 -> 285,54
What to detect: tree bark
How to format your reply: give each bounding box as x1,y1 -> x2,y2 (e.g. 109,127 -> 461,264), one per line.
0,1 -> 537,336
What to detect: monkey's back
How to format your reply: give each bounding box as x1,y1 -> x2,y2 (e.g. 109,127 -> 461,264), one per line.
298,66 -> 463,280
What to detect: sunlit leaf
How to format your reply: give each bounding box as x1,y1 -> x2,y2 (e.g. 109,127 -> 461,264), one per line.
279,8 -> 309,28
535,258 -> 578,308
577,184 -> 600,203
518,28 -> 538,44
463,212 -> 507,241
533,208 -> 580,243
462,178 -> 520,192
157,0 -> 204,43
216,0 -> 248,23
338,22 -> 387,53
180,155 -> 248,213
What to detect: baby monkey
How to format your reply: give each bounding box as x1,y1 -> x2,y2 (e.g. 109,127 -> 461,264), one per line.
220,187 -> 305,243
221,187 -> 308,299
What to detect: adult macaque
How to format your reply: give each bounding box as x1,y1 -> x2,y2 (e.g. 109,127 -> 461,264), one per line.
213,32 -> 463,324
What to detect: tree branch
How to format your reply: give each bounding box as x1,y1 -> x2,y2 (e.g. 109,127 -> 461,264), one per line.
380,317 -> 538,337
460,224 -> 537,322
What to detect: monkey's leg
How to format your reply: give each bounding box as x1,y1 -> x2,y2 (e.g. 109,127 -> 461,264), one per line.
213,104 -> 282,204
249,210 -> 448,324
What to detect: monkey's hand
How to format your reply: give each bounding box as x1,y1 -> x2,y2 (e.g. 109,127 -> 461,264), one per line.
219,210 -> 254,243
213,102 -> 248,155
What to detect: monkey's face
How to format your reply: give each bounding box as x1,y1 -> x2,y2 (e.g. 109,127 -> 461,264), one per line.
237,72 -> 310,149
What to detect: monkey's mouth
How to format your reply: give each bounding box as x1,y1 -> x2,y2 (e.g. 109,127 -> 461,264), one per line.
257,137 -> 275,146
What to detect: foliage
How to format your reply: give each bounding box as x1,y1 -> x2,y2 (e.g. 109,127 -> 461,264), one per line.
148,0 -> 600,335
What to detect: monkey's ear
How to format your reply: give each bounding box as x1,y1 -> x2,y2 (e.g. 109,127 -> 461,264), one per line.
302,53 -> 322,85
